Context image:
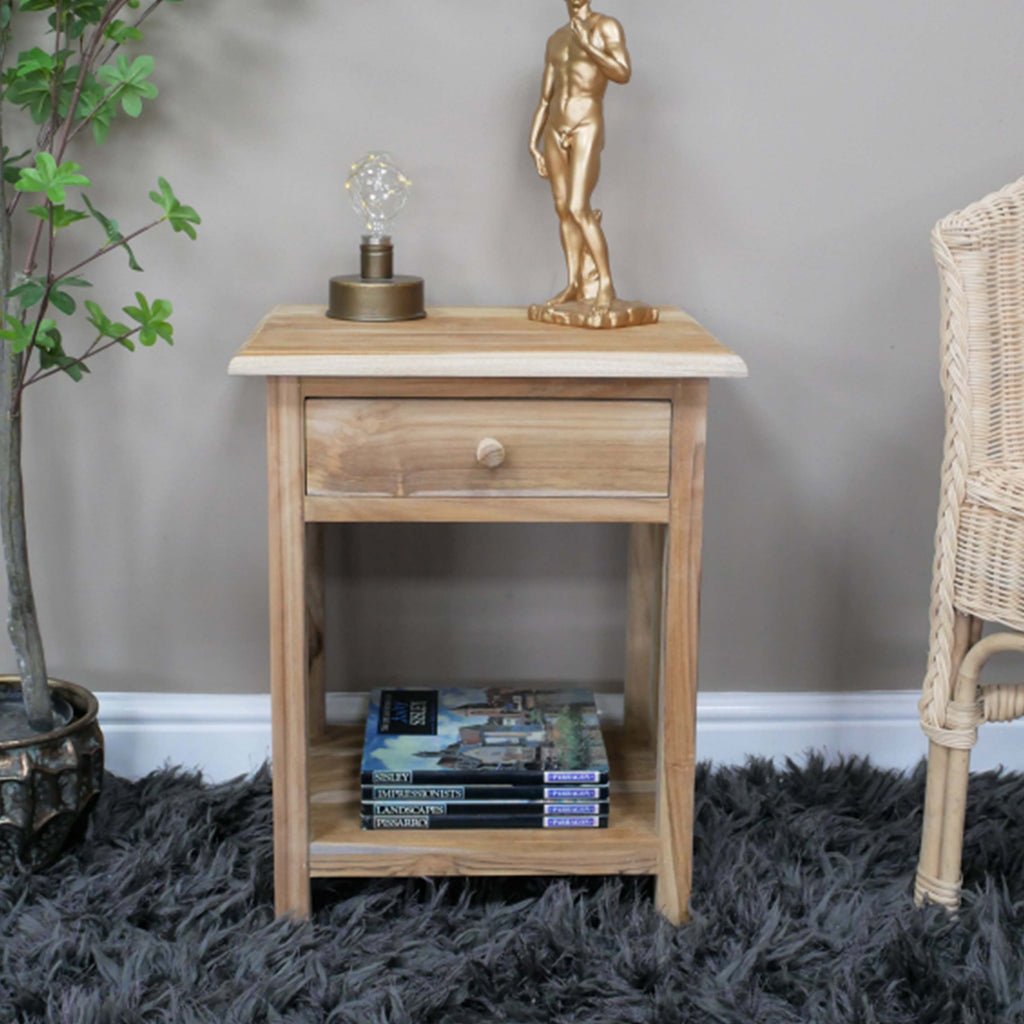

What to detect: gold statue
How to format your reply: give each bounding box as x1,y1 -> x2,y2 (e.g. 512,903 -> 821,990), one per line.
528,0 -> 658,329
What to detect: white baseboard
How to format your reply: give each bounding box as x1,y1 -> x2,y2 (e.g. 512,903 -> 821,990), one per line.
93,689 -> 1024,783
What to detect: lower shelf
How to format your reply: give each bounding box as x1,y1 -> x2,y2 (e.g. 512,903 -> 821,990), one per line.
309,723 -> 657,877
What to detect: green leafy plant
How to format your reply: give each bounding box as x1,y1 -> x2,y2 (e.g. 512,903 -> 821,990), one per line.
0,0 -> 198,733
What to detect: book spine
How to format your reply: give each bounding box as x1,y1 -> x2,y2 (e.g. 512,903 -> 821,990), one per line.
363,785 -> 607,801
360,815 -> 608,830
362,769 -> 608,786
362,801 -> 607,817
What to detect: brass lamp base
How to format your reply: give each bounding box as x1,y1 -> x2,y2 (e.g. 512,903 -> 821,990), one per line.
328,275 -> 425,322
327,238 -> 425,322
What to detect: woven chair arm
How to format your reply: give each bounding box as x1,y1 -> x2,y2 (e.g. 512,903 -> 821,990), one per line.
963,633 -> 1024,724
922,632 -> 1024,747
983,684 -> 1024,722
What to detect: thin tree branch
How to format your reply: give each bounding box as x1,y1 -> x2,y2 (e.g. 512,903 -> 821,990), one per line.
16,210 -> 165,406
18,0 -> 132,277
47,1 -> 64,146
57,215 -> 163,280
23,325 -> 142,388
95,0 -> 164,67
52,0 -> 132,166
21,219 -> 44,276
63,79 -> 124,147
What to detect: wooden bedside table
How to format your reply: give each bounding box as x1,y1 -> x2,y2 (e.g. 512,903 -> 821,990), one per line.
229,306 -> 746,925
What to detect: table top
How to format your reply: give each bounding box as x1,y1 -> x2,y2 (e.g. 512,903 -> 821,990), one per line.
229,306 -> 747,380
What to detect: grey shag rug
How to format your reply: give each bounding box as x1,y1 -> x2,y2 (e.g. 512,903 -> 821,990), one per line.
2,756 -> 1024,1023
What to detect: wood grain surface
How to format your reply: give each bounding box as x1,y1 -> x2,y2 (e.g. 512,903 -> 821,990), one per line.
266,377 -> 312,917
305,398 -> 671,499
229,306 -> 747,380
655,380 -> 709,925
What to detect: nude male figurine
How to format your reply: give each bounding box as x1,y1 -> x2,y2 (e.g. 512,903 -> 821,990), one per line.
527,0 -> 658,329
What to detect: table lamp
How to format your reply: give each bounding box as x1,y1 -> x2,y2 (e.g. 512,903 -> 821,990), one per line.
327,152 -> 425,322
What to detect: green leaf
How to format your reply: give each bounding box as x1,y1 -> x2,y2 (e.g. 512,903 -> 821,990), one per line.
5,50 -> 79,125
1,148 -> 31,186
33,322 -> 58,352
47,278 -> 91,315
0,314 -> 58,354
26,204 -> 90,230
84,298 -> 109,330
8,277 -> 47,309
36,321 -> 90,380
23,0 -> 105,38
123,291 -> 173,347
85,299 -> 131,344
14,153 -> 91,204
104,19 -> 143,45
96,53 -> 158,119
38,347 -> 89,381
82,194 -> 143,271
76,80 -> 117,146
149,177 -> 201,240
7,45 -> 54,74
0,315 -> 33,353
49,289 -> 74,315
5,48 -> 57,123
90,105 -> 115,145
66,0 -> 106,19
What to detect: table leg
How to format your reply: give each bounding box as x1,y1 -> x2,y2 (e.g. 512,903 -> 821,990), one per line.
267,377 -> 312,917
655,380 -> 708,925
625,524 -> 666,745
306,523 -> 326,739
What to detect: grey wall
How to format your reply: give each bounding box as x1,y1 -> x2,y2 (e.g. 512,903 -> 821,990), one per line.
10,0 -> 1024,695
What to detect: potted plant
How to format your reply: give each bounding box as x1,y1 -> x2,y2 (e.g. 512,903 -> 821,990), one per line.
0,0 -> 199,868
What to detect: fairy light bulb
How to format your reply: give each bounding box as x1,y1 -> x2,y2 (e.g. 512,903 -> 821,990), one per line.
345,152 -> 412,244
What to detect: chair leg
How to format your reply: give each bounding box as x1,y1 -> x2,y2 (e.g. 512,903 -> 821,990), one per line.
936,745 -> 972,904
916,613 -> 976,910
916,739 -> 952,906
916,626 -> 1024,910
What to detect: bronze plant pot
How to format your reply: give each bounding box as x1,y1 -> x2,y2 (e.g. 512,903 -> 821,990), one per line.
0,677 -> 104,870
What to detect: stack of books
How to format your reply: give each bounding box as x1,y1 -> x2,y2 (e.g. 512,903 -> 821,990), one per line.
360,687 -> 610,830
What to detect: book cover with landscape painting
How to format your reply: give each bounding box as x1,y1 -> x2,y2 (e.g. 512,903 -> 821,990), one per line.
360,687 -> 610,786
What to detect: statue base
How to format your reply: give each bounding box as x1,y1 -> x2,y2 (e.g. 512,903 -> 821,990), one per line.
527,299 -> 660,330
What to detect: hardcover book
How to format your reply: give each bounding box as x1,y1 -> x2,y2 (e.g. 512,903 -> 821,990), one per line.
362,784 -> 608,802
360,687 -> 611,786
361,801 -> 608,817
361,814 -> 609,830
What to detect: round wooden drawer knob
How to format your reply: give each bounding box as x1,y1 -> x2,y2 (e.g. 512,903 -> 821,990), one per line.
476,437 -> 506,469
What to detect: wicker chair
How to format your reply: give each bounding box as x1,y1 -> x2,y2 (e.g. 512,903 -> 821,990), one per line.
916,176 -> 1024,911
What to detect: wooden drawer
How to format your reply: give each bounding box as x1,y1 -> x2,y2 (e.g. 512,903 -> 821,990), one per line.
304,399 -> 671,498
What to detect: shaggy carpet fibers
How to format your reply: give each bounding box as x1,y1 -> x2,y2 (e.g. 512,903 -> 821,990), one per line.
2,756 -> 1024,1023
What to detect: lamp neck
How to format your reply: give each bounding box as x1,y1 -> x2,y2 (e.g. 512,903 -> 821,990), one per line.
360,237 -> 393,280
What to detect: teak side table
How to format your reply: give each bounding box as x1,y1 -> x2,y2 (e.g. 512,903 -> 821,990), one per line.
229,306 -> 746,925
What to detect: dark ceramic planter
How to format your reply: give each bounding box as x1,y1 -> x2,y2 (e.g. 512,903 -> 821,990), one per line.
0,677 -> 104,870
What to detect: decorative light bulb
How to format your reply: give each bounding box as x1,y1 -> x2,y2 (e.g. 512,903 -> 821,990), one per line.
344,152 -> 412,243
327,151 -> 425,322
